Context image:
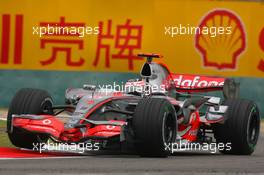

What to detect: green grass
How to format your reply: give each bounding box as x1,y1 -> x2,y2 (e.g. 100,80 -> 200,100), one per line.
0,120 -> 6,127
0,120 -> 13,147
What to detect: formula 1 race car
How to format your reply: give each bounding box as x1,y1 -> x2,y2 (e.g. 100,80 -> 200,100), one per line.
7,53 -> 260,157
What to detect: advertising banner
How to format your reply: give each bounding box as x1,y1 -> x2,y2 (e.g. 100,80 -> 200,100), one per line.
0,0 -> 264,77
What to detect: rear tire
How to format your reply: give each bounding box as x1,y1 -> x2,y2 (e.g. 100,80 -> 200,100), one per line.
7,88 -> 53,149
133,97 -> 177,157
213,99 -> 260,155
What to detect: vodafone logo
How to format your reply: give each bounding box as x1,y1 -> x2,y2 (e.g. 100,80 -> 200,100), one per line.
106,125 -> 116,130
42,119 -> 52,125
172,74 -> 225,88
195,9 -> 246,70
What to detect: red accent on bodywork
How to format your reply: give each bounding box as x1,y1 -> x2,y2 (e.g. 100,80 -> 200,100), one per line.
60,128 -> 83,142
84,120 -> 125,138
85,125 -> 121,137
13,115 -> 65,139
179,111 -> 201,141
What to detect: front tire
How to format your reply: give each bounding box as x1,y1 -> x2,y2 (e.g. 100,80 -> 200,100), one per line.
133,97 -> 177,157
213,99 -> 260,155
7,88 -> 53,149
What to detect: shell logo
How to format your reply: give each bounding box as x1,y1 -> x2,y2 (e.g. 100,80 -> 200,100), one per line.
195,9 -> 246,70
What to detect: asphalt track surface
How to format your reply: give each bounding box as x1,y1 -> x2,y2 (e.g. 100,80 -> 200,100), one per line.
0,136 -> 263,175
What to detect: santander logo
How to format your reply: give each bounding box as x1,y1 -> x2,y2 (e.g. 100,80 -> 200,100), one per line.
195,9 -> 246,70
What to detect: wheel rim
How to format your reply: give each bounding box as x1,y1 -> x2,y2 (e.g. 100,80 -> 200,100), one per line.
162,112 -> 176,144
247,107 -> 260,147
41,98 -> 53,114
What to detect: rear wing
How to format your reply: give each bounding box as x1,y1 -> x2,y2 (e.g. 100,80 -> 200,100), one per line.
171,74 -> 239,99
